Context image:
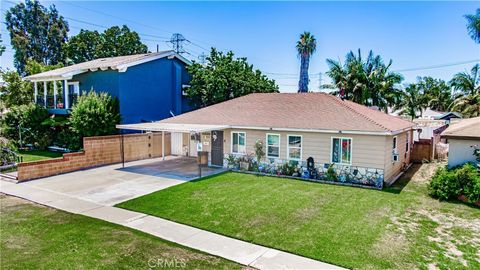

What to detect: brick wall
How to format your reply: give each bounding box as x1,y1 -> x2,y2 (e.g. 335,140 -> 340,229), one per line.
17,133 -> 171,182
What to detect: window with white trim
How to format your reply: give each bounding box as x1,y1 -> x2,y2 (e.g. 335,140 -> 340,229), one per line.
287,135 -> 302,161
331,137 -> 352,164
393,136 -> 398,154
266,134 -> 280,158
232,132 -> 246,154
405,133 -> 409,153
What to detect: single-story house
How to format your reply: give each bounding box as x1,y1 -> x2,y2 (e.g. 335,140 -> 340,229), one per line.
441,116 -> 480,168
118,93 -> 416,188
24,51 -> 193,124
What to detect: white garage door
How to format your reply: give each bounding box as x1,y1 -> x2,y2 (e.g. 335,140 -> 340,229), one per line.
171,132 -> 184,155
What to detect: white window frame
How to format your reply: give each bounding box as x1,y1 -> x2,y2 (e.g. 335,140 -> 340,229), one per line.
266,133 -> 281,159
392,136 -> 398,154
67,81 -> 80,95
405,132 -> 410,153
330,137 -> 353,165
287,134 -> 302,161
231,131 -> 246,155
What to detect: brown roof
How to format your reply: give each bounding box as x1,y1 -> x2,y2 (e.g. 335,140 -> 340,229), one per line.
442,117 -> 480,139
162,93 -> 415,133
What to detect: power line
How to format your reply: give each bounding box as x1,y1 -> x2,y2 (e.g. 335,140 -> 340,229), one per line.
393,59 -> 480,72
58,1 -> 175,35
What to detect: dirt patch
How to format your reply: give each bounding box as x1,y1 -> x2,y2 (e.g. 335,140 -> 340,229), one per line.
293,206 -> 320,220
389,207 -> 480,268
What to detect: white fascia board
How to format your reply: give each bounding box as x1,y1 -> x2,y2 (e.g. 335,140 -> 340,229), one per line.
115,51 -> 192,72
228,125 -> 393,136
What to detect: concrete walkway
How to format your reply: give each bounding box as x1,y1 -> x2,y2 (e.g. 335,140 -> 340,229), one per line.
1,180 -> 345,270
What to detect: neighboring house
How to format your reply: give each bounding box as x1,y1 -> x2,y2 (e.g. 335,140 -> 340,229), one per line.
118,93 -> 416,186
24,51 -> 192,124
441,117 -> 480,168
420,108 -> 462,121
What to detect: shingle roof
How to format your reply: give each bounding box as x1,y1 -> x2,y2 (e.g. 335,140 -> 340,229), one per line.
442,117 -> 480,139
24,51 -> 190,81
160,93 -> 416,133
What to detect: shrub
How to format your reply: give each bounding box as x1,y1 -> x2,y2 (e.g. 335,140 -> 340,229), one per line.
69,91 -> 121,139
1,104 -> 53,149
428,163 -> 480,203
254,139 -> 265,163
55,129 -> 82,151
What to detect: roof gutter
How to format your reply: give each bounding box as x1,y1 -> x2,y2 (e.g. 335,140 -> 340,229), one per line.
228,125 -> 399,136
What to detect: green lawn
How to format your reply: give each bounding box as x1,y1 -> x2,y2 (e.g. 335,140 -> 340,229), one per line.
17,150 -> 63,162
118,164 -> 480,270
0,194 -> 243,269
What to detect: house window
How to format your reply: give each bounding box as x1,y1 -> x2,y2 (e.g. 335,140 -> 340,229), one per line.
331,137 -> 352,164
266,133 -> 280,158
232,132 -> 246,154
393,136 -> 398,153
287,135 -> 302,161
405,133 -> 409,153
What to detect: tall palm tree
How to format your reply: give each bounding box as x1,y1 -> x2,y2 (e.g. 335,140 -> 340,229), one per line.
296,32 -> 316,92
465,8 -> 480,43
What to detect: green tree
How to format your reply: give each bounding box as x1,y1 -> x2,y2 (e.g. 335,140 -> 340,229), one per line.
296,32 -> 316,92
69,91 -> 121,139
185,48 -> 278,107
5,0 -> 69,75
450,93 -> 480,118
416,76 -> 453,112
0,34 -> 5,56
465,8 -> 480,43
25,59 -> 64,75
96,25 -> 148,58
394,84 -> 423,120
0,104 -> 52,149
0,60 -> 64,109
449,64 -> 479,96
64,30 -> 102,63
449,64 -> 480,118
65,26 -> 148,64
325,49 -> 403,111
0,71 -> 33,108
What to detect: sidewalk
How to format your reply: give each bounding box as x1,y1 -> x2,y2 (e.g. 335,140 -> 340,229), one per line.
1,180 -> 345,270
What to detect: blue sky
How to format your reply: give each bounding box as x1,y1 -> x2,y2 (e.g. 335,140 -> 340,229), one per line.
1,1 -> 479,92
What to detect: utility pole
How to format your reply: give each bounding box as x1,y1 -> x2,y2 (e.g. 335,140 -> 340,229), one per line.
318,72 -> 323,91
169,33 -> 187,54
198,52 -> 207,65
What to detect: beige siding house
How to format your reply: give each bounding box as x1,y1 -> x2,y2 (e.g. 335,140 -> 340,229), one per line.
119,93 -> 416,188
441,117 -> 480,168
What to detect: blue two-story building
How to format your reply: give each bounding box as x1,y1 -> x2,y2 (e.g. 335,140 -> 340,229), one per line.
24,51 -> 193,124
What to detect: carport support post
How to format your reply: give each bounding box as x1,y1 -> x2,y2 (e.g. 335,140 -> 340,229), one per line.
162,131 -> 165,160
121,132 -> 125,168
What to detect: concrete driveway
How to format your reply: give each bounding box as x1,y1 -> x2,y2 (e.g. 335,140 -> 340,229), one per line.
21,156 -> 223,206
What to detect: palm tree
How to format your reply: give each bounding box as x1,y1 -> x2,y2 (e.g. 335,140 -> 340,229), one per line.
394,84 -> 423,120
449,64 -> 479,96
296,32 -> 316,92
450,93 -> 480,118
449,64 -> 480,117
416,77 -> 453,112
325,49 -> 403,111
465,8 -> 480,43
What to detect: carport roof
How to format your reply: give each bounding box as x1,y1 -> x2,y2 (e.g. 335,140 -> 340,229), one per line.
116,123 -> 229,133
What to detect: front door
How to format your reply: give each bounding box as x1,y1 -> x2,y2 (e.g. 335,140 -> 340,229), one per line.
211,130 -> 224,167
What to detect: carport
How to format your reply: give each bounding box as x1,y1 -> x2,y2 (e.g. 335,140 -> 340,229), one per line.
116,122 -> 229,177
